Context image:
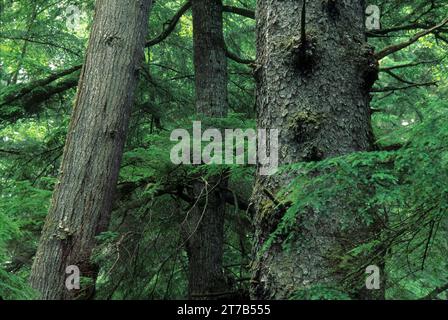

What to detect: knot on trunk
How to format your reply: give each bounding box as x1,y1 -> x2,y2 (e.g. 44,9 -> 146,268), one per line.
322,0 -> 339,18
360,44 -> 379,91
291,36 -> 317,74
289,111 -> 323,143
290,0 -> 317,74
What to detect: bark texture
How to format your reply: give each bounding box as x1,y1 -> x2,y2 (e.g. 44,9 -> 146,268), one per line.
251,0 -> 382,299
29,0 -> 152,300
181,0 -> 230,299
192,0 -> 228,117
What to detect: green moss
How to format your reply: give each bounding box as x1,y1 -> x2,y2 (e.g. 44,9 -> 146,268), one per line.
259,199 -> 274,220
288,111 -> 324,136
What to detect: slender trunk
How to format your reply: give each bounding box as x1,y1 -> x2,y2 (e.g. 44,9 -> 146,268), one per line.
181,0 -> 230,300
251,0 -> 383,299
29,0 -> 152,300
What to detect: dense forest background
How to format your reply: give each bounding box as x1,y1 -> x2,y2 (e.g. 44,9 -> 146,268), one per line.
0,0 -> 447,300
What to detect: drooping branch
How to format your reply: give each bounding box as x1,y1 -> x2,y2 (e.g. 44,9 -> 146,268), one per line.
22,77 -> 79,106
291,0 -> 316,73
145,1 -> 192,47
367,0 -> 446,37
375,17 -> 448,60
221,188 -> 254,215
410,0 -> 438,24
176,187 -> 254,214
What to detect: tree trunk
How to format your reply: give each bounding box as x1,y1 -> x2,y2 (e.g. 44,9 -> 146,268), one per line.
251,0 -> 383,299
181,0 -> 230,299
29,0 -> 152,300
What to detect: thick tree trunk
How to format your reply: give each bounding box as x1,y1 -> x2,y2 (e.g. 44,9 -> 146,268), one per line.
251,0 -> 382,299
181,0 -> 230,299
29,0 -> 152,300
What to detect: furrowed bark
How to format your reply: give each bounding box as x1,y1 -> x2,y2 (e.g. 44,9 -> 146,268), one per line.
29,0 -> 152,300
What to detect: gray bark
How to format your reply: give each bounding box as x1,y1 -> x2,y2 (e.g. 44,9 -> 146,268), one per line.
181,0 -> 230,299
251,0 -> 383,299
29,0 -> 152,300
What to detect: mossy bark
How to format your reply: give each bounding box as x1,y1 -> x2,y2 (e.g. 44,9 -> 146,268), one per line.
251,0 -> 383,299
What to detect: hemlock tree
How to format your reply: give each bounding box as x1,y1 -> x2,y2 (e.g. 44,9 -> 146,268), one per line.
29,0 -> 152,300
181,0 -> 230,299
250,0 -> 382,299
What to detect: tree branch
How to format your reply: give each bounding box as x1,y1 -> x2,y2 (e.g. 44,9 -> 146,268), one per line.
1,76 -> 79,122
0,34 -> 82,57
371,82 -> 437,93
420,282 -> 448,300
383,69 -> 428,86
375,17 -> 448,60
221,188 -> 254,215
223,5 -> 255,19
0,148 -> 22,155
0,64 -> 81,107
368,23 -> 433,36
225,46 -> 254,65
379,59 -> 441,72
145,1 -> 192,47
145,1 -> 255,48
